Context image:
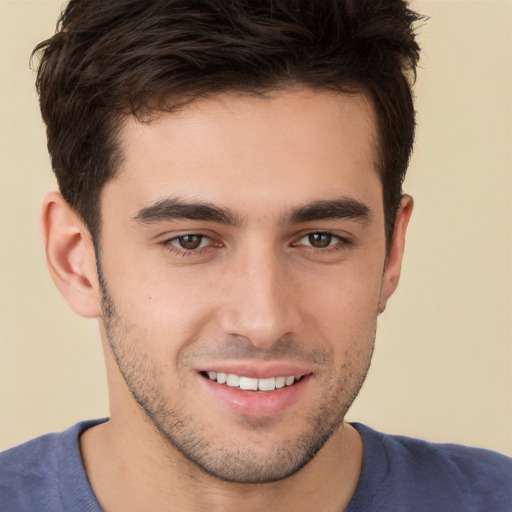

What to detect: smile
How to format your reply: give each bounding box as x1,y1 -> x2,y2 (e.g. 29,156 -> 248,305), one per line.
205,371 -> 302,391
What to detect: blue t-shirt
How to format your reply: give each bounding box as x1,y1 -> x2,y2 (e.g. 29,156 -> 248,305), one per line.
1,419 -> 511,511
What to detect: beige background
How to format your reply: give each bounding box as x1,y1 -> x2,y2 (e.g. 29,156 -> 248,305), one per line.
1,0 -> 511,455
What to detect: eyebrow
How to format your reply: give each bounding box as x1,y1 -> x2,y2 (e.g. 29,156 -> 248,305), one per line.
132,196 -> 372,227
132,197 -> 242,226
284,198 -> 372,224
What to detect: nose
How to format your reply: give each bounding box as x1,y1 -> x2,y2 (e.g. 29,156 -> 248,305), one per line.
219,246 -> 301,351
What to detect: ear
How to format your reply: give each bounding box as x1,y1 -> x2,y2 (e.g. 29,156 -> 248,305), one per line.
378,195 -> 414,314
41,191 -> 102,318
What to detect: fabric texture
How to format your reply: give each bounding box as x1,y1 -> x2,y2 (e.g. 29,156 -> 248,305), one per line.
1,419 -> 511,511
0,420 -> 104,512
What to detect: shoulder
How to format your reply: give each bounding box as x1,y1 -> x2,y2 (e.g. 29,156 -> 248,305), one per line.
1,429 -> 64,511
385,429 -> 512,491
0,420 -> 106,512
349,423 -> 512,512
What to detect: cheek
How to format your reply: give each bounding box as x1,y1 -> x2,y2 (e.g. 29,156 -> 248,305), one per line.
299,261 -> 383,327
296,261 -> 382,373
101,236 -> 384,361
103,260 -> 219,359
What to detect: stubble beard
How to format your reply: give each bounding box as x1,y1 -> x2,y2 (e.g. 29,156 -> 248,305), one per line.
98,269 -> 374,484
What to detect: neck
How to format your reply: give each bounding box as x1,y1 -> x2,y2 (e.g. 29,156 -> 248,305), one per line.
80,416 -> 362,512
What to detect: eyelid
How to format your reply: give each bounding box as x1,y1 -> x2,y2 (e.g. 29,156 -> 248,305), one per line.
158,229 -> 352,258
290,230 -> 353,253
298,232 -> 341,246
293,230 -> 347,243
167,234 -> 211,249
158,228 -> 217,243
160,231 -> 223,256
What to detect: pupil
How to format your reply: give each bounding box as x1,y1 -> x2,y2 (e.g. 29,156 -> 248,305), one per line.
309,233 -> 331,248
179,235 -> 202,250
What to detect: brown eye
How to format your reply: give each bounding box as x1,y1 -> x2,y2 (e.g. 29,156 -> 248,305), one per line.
307,233 -> 333,248
176,235 -> 204,250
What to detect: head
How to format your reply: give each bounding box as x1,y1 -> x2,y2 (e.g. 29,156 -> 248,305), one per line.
36,0 -> 420,486
34,0 -> 420,245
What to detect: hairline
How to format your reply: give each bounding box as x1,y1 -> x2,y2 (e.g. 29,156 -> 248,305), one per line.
88,83 -> 391,248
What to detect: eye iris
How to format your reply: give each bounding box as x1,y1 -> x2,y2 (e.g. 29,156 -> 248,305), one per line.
308,233 -> 332,248
178,235 -> 202,250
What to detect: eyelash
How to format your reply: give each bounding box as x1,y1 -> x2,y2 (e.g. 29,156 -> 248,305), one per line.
161,231 -> 351,257
292,232 -> 350,253
162,233 -> 219,257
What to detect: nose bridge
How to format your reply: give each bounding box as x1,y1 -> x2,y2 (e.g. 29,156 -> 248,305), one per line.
220,242 -> 299,349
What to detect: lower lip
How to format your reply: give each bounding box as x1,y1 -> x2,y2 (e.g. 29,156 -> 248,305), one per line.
200,374 -> 311,418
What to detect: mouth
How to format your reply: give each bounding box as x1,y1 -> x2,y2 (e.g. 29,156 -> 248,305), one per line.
198,365 -> 312,417
201,371 -> 305,392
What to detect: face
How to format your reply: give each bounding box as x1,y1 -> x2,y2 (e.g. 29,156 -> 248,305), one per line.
96,89 -> 397,483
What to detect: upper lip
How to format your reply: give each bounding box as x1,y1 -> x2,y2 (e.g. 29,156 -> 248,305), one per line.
197,363 -> 312,379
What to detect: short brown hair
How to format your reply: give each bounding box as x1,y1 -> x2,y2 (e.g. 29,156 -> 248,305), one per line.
33,0 -> 422,242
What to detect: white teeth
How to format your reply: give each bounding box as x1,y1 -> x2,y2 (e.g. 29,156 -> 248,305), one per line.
258,377 -> 276,391
285,376 -> 295,386
239,377 -> 258,390
226,374 -> 240,387
275,376 -> 286,389
206,372 -> 300,391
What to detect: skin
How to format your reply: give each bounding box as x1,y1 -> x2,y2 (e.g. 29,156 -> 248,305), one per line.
42,88 -> 412,512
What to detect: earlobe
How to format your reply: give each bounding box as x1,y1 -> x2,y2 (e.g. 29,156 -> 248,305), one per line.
378,195 -> 414,314
41,192 -> 102,318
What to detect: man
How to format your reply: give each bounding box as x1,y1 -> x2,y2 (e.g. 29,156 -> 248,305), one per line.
1,0 -> 510,511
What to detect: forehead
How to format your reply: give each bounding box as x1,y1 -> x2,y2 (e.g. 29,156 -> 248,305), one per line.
108,88 -> 381,220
